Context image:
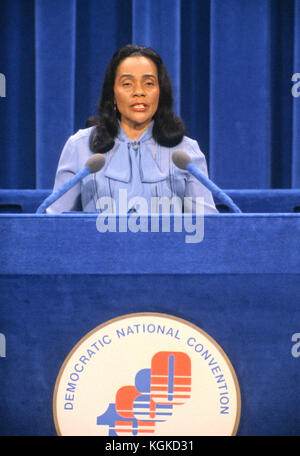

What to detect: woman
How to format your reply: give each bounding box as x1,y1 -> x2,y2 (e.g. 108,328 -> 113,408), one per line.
47,44 -> 218,214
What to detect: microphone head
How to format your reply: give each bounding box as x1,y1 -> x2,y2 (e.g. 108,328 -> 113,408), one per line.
85,154 -> 106,173
172,150 -> 192,170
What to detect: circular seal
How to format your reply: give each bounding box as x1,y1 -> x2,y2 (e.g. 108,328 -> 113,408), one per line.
53,313 -> 241,436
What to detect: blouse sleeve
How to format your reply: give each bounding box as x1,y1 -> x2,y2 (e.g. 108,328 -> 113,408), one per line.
46,136 -> 82,214
183,139 -> 218,214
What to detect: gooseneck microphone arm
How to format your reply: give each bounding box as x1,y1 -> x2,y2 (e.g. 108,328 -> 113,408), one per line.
172,150 -> 242,213
36,154 -> 106,214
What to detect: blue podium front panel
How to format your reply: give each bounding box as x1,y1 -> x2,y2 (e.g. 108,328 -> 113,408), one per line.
0,214 -> 300,435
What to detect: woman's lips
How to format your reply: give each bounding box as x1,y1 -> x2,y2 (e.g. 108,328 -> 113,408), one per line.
130,103 -> 147,111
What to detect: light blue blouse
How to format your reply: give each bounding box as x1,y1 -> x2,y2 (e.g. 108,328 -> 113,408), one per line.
47,122 -> 218,214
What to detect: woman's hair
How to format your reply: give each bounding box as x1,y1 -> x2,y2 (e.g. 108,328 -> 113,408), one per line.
89,44 -> 185,153
85,116 -> 99,128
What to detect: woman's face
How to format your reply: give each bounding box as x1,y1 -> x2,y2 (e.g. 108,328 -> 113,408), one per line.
113,56 -> 160,134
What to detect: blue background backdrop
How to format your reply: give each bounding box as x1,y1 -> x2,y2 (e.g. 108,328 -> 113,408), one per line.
1,0 -> 300,191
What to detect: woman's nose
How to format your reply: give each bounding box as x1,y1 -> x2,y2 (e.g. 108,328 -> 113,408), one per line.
133,81 -> 145,96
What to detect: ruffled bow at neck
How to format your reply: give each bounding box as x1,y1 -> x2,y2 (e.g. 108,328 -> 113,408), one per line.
104,121 -> 168,183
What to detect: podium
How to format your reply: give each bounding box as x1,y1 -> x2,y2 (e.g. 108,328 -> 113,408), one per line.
0,209 -> 300,435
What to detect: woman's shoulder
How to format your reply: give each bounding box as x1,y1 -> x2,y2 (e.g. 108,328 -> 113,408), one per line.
67,126 -> 95,144
174,135 -> 205,159
60,127 -> 96,163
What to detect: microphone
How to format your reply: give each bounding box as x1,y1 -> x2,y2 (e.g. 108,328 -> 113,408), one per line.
36,154 -> 106,213
172,150 -> 242,213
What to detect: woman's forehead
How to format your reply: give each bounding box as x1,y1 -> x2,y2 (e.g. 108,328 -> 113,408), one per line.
115,56 -> 158,79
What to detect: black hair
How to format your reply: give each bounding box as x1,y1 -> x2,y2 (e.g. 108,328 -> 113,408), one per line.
85,116 -> 99,128
89,44 -> 185,153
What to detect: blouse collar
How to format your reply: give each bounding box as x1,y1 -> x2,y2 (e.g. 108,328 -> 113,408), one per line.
116,120 -> 154,143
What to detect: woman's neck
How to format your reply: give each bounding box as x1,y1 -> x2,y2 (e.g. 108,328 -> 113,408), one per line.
120,118 -> 152,141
